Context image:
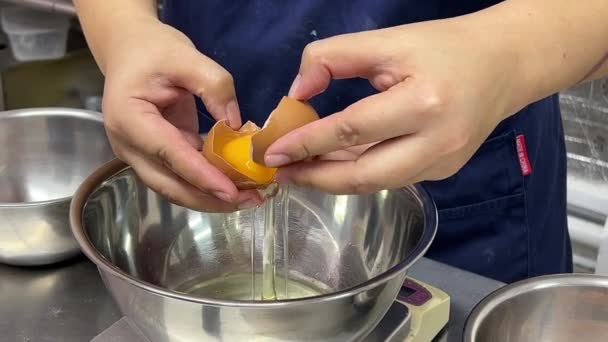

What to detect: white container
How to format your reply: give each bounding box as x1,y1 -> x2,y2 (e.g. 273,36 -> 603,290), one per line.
1,6 -> 69,62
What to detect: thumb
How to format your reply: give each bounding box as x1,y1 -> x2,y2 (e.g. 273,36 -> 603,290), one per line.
288,33 -> 397,100
170,47 -> 241,129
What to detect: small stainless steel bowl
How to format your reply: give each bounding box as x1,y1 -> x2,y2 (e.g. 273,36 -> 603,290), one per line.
70,159 -> 437,341
0,108 -> 114,266
464,274 -> 608,342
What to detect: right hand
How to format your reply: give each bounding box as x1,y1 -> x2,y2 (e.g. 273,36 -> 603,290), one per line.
102,17 -> 261,211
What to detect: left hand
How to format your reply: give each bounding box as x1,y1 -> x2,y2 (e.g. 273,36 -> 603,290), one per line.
263,16 -> 526,194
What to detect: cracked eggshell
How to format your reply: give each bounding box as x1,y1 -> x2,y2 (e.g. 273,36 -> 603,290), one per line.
251,96 -> 320,165
202,97 -> 319,189
202,120 -> 264,190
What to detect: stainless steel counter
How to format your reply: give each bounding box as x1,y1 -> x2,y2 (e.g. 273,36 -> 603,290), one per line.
0,256 -> 504,342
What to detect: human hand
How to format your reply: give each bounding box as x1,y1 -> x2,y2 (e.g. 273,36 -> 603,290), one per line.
264,16 -> 525,193
101,17 -> 261,210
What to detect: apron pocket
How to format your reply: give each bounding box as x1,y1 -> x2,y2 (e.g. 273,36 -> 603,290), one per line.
423,130 -> 530,283
426,193 -> 529,283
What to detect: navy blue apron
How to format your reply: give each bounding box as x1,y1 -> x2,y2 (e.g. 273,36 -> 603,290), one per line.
162,0 -> 572,283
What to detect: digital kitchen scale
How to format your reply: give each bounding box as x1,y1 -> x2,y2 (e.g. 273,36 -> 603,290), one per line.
399,278 -> 450,341
363,278 -> 450,342
92,277 -> 450,342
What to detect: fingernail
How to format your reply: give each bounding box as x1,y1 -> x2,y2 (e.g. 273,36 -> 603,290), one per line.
214,191 -> 233,203
225,100 -> 241,129
238,198 -> 260,210
265,154 -> 292,167
288,74 -> 301,98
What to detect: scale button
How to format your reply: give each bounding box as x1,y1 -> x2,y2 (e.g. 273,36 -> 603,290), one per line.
399,279 -> 432,306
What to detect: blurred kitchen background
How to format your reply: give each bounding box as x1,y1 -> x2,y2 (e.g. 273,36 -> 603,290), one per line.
0,1 -> 606,274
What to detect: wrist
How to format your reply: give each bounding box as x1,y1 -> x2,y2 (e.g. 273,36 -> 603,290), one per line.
446,9 -> 528,124
465,3 -> 548,119
471,0 -> 608,114
76,1 -> 160,73
101,14 -> 163,71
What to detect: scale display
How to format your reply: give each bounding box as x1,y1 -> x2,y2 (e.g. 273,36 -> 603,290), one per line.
397,277 -> 451,342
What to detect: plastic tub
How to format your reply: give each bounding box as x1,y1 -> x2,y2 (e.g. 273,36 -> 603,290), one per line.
1,6 -> 69,61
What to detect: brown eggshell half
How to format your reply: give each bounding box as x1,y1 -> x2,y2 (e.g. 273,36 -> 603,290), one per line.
251,96 -> 320,165
202,120 -> 266,190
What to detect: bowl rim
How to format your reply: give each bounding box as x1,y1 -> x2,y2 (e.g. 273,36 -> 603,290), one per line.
70,158 -> 438,308
0,107 -> 105,207
462,273 -> 608,341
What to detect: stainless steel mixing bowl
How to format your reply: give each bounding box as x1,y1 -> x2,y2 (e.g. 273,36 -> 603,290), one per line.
464,274 -> 608,342
70,159 -> 437,342
0,108 -> 114,266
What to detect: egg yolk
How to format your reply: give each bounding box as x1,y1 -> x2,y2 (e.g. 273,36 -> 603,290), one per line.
221,135 -> 276,184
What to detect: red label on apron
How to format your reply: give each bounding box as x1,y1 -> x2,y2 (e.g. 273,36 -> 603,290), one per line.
515,134 -> 532,176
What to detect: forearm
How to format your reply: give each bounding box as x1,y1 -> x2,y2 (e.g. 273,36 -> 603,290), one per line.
472,0 -> 608,111
74,0 -> 158,73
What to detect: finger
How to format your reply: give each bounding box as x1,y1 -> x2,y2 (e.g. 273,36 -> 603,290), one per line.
180,130 -> 203,150
108,98 -> 240,202
163,93 -> 199,133
168,48 -> 241,129
276,134 -> 435,194
125,150 -> 262,212
163,94 -> 202,150
318,143 -> 376,161
289,32 -> 406,100
318,150 -> 361,161
265,81 -> 426,167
